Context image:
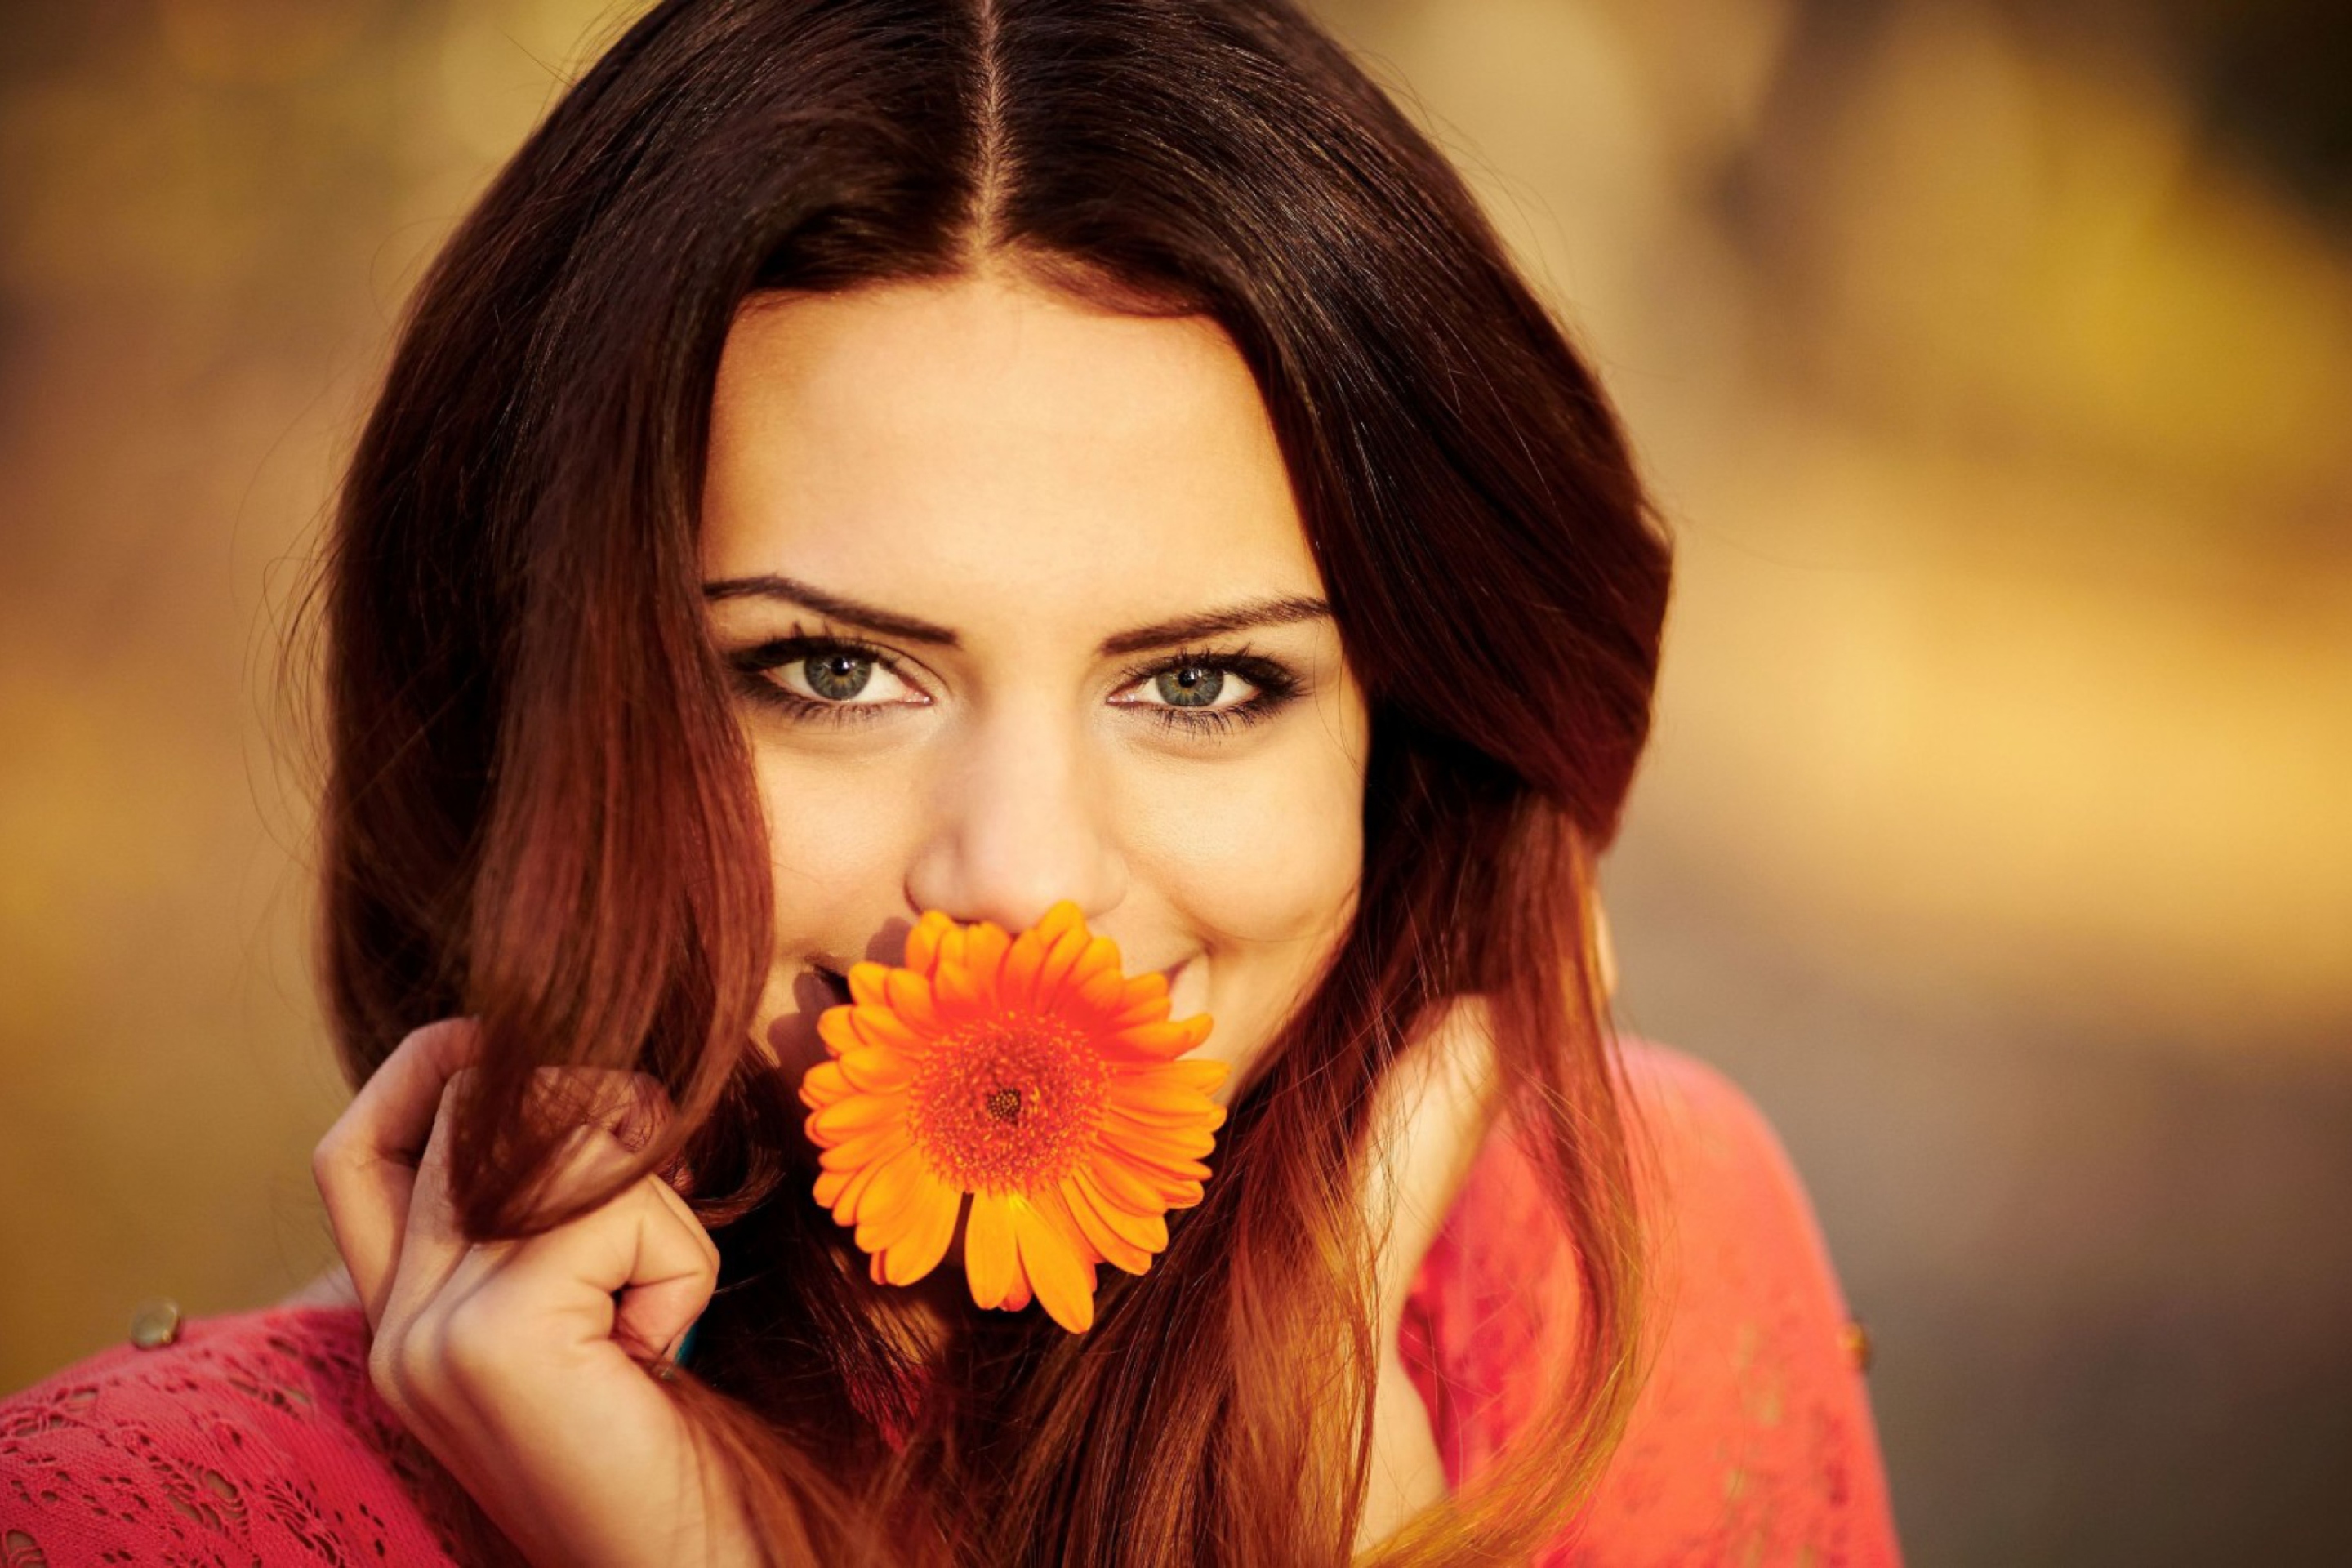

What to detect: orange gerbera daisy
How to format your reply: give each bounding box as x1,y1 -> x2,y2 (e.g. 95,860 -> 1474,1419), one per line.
796,900 -> 1228,1333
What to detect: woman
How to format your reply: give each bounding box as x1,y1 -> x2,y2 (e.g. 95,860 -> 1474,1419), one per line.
0,1 -> 1897,1562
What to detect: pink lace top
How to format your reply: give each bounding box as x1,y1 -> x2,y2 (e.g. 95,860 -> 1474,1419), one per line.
0,1045 -> 1900,1564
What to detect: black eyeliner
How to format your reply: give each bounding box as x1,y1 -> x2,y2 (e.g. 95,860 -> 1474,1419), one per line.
723,631 -> 1305,736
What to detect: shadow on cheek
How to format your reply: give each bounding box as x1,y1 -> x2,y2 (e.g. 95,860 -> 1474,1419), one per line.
763,963 -> 850,1081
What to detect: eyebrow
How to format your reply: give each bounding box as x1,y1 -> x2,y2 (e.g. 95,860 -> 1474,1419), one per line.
700,572 -> 1333,657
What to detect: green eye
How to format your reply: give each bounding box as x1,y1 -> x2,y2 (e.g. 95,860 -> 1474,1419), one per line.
804,652 -> 875,701
1154,665 -> 1226,708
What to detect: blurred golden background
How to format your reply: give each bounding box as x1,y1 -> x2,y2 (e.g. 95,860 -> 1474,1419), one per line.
2,1 -> 2345,1560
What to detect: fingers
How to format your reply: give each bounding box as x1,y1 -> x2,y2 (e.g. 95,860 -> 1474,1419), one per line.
398,1058 -> 472,1268
421,1128 -> 719,1380
512,1069 -> 681,1224
318,1009 -> 701,1376
316,1017 -> 686,1319
521,1066 -> 675,1151
511,1134 -> 719,1365
628,1169 -> 721,1361
397,1067 -> 683,1291
314,1018 -> 482,1332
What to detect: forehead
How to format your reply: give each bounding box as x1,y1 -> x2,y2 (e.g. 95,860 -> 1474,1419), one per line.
700,272 -> 1325,635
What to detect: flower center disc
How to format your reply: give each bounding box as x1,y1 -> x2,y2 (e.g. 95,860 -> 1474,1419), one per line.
907,1015 -> 1107,1192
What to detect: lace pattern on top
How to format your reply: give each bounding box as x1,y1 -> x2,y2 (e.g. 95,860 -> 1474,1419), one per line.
1,1305 -> 470,1566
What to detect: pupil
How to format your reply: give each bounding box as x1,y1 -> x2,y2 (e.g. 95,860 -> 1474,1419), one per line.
804,653 -> 873,701
1156,665 -> 1223,708
985,1086 -> 1023,1123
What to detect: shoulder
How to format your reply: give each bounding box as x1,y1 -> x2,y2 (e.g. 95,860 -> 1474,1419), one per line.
0,1303 -> 468,1564
1607,1038 -> 1866,1392
1587,1040 -> 1903,1563
1618,1039 -> 1840,1281
1416,1039 -> 1840,1303
1401,1039 -> 1903,1564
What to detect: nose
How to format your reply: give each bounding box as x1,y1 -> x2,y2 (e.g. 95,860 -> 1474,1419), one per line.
902,700 -> 1127,934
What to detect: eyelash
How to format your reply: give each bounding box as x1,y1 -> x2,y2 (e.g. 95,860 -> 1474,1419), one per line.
724,632 -> 1303,737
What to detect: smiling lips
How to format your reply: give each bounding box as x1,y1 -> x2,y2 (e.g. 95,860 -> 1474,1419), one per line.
795,901 -> 1227,1333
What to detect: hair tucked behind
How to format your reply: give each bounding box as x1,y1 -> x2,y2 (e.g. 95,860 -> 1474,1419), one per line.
316,1 -> 1671,1561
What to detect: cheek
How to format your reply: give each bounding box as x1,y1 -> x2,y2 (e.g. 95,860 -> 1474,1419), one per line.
1129,742 -> 1360,1101
1127,715 -> 1366,977
1139,766 -> 1360,933
749,746 -> 908,947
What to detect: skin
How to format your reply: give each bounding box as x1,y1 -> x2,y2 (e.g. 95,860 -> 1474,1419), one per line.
314,1027 -> 749,1566
310,263 -> 1500,1562
698,265 -> 1370,1102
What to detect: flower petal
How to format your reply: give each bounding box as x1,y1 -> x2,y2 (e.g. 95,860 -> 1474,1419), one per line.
964,1190 -> 1020,1309
1105,1076 -> 1224,1127
848,1146 -> 925,1230
800,898 -> 1232,1300
808,1091 -> 903,1143
999,928 -> 1048,1012
1104,1116 -> 1218,1162
964,921 -> 1011,993
1035,899 -> 1085,947
1067,932 -> 1119,983
832,1156 -> 887,1228
1073,1165 -> 1170,1254
1110,1017 -> 1214,1059
1033,1182 -> 1101,1258
817,1009 -> 864,1058
1034,920 -> 1091,1006
933,940 -> 986,1017
1110,972 -> 1172,1027
1071,938 -> 1125,1018
840,1046 -> 912,1094
904,911 -> 956,978
1102,1024 -> 1188,1058
849,1005 -> 929,1054
1159,1178 -> 1207,1209
852,1187 -> 913,1253
1082,1153 -> 1165,1214
1102,1143 -> 1213,1189
1061,1174 -> 1153,1275
818,1121 -> 911,1171
1153,1058 -> 1230,1094
1013,1195 -> 1096,1333
882,968 -> 941,1031
847,960 -> 894,1008
883,1174 -> 961,1285
798,1060 -> 853,1108
1120,1152 -> 1215,1185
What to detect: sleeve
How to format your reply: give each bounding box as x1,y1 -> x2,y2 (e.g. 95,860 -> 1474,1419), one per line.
0,1306 -> 476,1566
1566,1045 -> 1903,1566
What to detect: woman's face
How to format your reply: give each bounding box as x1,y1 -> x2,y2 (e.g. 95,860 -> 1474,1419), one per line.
700,268 -> 1370,1105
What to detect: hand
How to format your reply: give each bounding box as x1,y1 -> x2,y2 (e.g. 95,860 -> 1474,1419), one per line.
1356,993 -> 1500,1552
311,1018 -> 758,1568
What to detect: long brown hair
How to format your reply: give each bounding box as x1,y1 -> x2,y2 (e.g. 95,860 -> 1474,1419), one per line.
318,1 -> 1671,1561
